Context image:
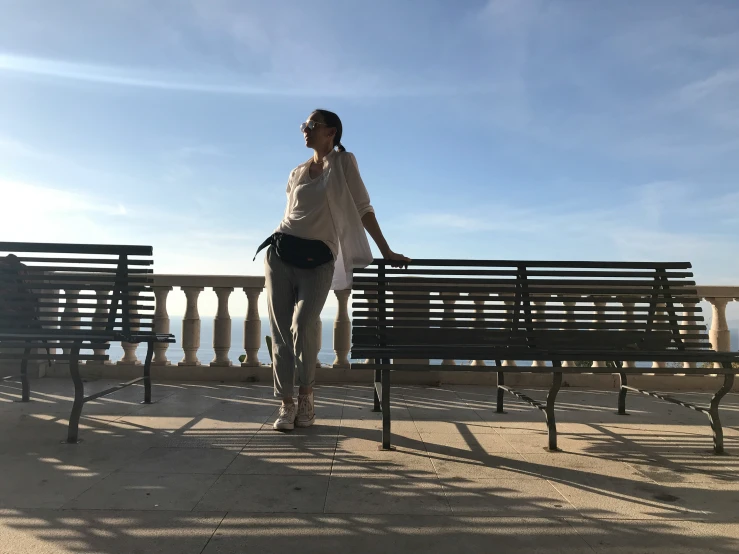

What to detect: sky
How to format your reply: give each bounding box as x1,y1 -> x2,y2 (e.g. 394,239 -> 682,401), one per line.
1,0 -> 738,320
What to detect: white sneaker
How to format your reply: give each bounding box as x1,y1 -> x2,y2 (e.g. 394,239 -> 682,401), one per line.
295,392 -> 315,428
273,403 -> 297,431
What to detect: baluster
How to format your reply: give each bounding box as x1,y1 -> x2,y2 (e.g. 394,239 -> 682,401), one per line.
332,289 -> 351,368
531,299 -> 547,368
61,289 -> 81,356
680,301 -> 697,370
593,299 -> 608,369
651,303 -> 667,369
561,300 -> 577,368
621,301 -> 637,369
242,288 -> 261,366
90,289 -> 111,365
502,297 -> 517,367
395,290 -> 429,365
211,287 -> 233,366
152,286 -> 172,365
362,289 -> 378,365
179,286 -> 203,366
442,292 -> 458,366
119,290 -> 141,364
316,318 -> 323,369
470,296 -> 487,367
706,297 -> 730,370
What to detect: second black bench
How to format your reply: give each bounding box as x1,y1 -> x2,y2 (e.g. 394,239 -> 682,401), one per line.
0,242 -> 175,442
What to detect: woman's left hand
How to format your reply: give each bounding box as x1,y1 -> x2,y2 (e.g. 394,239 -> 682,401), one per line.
384,250 -> 412,269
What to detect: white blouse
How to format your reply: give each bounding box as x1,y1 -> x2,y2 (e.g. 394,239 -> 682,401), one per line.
274,150 -> 375,290
275,167 -> 338,258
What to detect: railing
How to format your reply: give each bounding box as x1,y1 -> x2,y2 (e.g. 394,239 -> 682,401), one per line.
54,276 -> 738,369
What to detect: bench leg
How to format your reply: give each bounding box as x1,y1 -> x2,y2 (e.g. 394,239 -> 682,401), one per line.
372,368 -> 381,412
708,371 -> 734,455
546,370 -> 562,451
142,342 -> 154,404
496,364 -> 506,414
66,343 -> 84,444
381,367 -> 393,450
20,347 -> 31,402
617,372 -> 628,415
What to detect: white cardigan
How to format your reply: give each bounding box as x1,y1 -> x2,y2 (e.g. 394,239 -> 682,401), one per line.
278,150 -> 375,290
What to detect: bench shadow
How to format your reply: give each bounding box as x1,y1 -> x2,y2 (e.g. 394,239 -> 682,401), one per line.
0,379 -> 738,553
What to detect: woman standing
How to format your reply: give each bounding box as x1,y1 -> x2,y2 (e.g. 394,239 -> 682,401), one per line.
255,109 -> 411,431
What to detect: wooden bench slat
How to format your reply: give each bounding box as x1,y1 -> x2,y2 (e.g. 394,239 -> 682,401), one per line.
1,301 -> 155,311
0,292 -> 151,302
351,346 -> 734,361
0,321 -> 157,329
0,242 -> 153,256
350,309 -> 704,321
0,354 -> 110,362
354,363 -> 736,375
352,283 -> 699,296
363,259 -> 692,269
5,265 -> 153,274
351,317 -> 707,330
354,268 -> 695,278
0,274 -> 153,285
353,293 -> 701,305
353,276 -> 696,288
351,299 -> 704,312
14,257 -> 154,266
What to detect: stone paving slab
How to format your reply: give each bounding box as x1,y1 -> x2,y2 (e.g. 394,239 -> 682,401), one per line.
0,378 -> 737,553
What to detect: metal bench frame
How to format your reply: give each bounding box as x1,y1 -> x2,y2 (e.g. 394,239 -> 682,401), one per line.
350,259 -> 739,454
1,242 -> 175,443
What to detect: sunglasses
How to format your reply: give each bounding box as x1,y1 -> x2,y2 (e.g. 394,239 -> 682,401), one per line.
300,121 -> 327,132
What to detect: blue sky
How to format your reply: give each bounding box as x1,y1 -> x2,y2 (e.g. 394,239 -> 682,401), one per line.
1,0 -> 738,318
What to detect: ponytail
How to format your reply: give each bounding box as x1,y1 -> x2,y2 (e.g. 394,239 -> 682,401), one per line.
312,109 -> 345,152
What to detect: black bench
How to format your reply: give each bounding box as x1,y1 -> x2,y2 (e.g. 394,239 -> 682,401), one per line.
0,242 -> 175,442
350,259 -> 739,453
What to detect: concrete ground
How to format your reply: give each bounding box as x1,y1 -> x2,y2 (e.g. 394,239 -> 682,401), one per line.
0,377 -> 738,553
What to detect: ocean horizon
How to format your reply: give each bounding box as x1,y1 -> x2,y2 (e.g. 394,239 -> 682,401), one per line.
104,316 -> 739,367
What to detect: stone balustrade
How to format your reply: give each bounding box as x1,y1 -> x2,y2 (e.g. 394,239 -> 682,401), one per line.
49,276 -> 738,369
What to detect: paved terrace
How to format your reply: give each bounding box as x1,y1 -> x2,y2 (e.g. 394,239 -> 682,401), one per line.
1,378 -> 738,553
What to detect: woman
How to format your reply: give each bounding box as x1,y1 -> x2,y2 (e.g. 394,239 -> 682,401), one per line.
255,109 -> 411,431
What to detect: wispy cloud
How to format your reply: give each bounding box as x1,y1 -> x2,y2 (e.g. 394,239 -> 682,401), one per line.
0,52 -> 496,98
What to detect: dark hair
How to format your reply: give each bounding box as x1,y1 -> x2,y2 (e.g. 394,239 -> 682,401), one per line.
311,109 -> 346,152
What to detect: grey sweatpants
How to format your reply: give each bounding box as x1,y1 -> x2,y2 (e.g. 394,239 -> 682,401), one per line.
264,247 -> 335,398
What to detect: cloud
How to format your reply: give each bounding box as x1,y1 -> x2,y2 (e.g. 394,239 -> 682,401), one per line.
0,178 -> 129,243
0,52 -> 496,98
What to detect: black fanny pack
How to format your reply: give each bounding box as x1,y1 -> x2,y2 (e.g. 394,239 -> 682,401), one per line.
253,232 -> 333,269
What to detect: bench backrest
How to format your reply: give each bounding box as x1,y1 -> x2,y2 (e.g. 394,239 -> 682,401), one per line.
351,260 -> 711,356
0,242 -> 156,339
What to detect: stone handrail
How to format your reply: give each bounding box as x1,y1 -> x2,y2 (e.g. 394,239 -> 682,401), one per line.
53,276 -> 738,369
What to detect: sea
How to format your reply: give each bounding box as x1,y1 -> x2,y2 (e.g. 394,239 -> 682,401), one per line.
104,316 -> 738,366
